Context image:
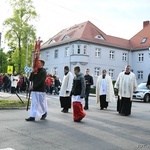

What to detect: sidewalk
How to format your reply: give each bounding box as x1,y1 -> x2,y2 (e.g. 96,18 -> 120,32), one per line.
0,91 -> 27,101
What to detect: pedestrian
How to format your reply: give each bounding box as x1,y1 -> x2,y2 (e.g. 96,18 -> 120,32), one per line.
146,73 -> 150,89
10,71 -> 19,93
114,65 -> 137,116
84,68 -> 93,110
0,73 -> 3,92
96,69 -> 115,110
45,74 -> 53,94
2,73 -> 10,92
25,60 -> 48,121
71,66 -> 86,122
59,66 -> 74,113
54,76 -> 61,95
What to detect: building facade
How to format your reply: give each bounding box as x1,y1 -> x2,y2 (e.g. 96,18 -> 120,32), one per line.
40,21 -> 150,85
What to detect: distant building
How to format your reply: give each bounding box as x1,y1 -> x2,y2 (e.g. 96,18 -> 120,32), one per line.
40,21 -> 150,85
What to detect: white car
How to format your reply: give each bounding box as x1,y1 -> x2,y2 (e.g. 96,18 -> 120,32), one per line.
133,82 -> 150,102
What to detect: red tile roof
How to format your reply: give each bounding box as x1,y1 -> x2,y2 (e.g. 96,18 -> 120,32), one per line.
41,21 -> 150,51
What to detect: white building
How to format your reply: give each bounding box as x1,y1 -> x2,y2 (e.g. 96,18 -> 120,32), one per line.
40,20 -> 150,85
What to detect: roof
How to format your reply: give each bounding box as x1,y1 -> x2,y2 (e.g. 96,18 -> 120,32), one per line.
41,21 -> 150,51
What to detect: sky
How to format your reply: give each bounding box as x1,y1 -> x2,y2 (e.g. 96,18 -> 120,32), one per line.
0,0 -> 150,52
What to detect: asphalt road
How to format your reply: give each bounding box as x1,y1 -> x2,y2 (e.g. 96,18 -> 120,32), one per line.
0,92 -> 150,150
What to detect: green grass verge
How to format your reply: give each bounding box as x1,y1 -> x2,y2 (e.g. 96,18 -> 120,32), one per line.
0,100 -> 28,108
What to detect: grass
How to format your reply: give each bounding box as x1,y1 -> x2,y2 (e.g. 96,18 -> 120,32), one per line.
0,100 -> 29,109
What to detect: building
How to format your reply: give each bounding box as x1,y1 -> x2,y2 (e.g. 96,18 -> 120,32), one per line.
40,21 -> 150,85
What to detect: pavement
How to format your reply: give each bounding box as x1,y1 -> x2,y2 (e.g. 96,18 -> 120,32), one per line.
0,91 -> 150,150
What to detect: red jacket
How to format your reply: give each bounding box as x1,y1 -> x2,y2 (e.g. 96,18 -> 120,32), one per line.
45,77 -> 53,86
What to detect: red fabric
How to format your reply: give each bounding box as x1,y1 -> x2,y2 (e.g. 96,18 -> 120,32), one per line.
73,102 -> 86,120
45,77 -> 53,86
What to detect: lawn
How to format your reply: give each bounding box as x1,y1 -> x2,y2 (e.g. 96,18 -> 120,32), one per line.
0,100 -> 29,109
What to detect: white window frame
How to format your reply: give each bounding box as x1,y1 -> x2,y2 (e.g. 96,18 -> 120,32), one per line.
72,45 -> 74,54
53,67 -> 58,75
46,51 -> 49,60
83,45 -> 87,55
109,50 -> 115,59
94,67 -> 100,76
122,53 -> 127,61
77,45 -> 81,54
137,71 -> 143,79
109,69 -> 114,78
54,49 -> 58,58
138,53 -> 144,62
65,47 -> 69,57
95,48 -> 101,57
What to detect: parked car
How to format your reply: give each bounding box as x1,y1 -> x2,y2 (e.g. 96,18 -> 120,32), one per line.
133,82 -> 150,102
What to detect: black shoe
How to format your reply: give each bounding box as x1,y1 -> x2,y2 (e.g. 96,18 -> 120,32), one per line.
63,109 -> 68,113
61,108 -> 65,112
40,113 -> 47,120
74,118 -> 82,122
25,117 -> 35,121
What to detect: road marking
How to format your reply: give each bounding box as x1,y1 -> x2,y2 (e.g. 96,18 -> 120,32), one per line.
0,148 -> 15,150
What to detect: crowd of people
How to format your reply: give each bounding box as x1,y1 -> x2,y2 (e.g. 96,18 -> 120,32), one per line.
2,62 -> 147,122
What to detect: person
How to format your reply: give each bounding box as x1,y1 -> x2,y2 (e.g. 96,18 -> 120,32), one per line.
59,66 -> 73,113
71,66 -> 86,122
25,60 -> 48,121
45,74 -> 53,94
10,71 -> 19,93
96,69 -> 115,110
54,76 -> 61,95
2,73 -> 10,92
114,65 -> 137,116
146,73 -> 150,89
0,73 -> 3,92
84,69 -> 93,110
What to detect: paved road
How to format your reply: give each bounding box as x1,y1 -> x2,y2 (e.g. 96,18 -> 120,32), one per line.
0,92 -> 150,150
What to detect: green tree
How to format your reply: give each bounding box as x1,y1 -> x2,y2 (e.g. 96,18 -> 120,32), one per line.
0,48 -> 7,73
3,0 -> 37,73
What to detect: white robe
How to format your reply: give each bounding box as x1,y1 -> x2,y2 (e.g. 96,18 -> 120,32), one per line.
114,71 -> 137,100
11,75 -> 19,88
30,91 -> 48,118
59,72 -> 74,97
96,75 -> 115,103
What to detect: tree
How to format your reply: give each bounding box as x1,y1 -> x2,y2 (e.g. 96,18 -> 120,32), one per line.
3,0 -> 37,73
0,48 -> 7,73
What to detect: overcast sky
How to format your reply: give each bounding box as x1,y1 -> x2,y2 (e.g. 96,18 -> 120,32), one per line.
0,0 -> 150,52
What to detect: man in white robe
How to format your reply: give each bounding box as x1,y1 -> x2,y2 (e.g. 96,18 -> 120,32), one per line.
114,65 -> 137,116
59,66 -> 73,113
96,69 -> 115,109
25,60 -> 48,121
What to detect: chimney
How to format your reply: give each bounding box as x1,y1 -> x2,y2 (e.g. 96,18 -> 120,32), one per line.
143,21 -> 150,28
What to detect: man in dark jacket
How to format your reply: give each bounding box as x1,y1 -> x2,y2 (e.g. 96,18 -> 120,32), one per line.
25,60 -> 48,121
71,66 -> 86,122
84,69 -> 93,110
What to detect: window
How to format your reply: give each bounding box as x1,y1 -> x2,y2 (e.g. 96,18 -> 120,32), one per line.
109,69 -> 114,78
138,53 -> 144,62
95,48 -> 101,57
77,45 -> 81,54
141,37 -> 147,44
94,67 -> 100,76
72,45 -> 74,54
122,53 -> 127,61
54,49 -> 58,58
46,51 -> 49,60
61,35 -> 69,41
109,51 -> 115,59
95,35 -> 105,40
53,67 -> 58,75
65,47 -> 69,57
137,71 -> 143,79
83,45 -> 87,54
49,39 -> 56,44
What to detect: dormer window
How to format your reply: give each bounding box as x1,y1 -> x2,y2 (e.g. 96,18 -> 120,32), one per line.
95,35 -> 105,40
141,37 -> 147,44
62,35 -> 70,41
49,39 -> 56,44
